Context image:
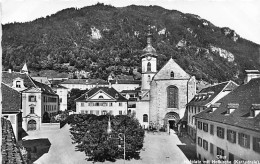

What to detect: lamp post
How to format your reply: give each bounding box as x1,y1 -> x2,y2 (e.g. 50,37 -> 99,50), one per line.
107,115 -> 126,164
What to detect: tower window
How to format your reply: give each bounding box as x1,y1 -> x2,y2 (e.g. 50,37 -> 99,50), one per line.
30,107 -> 35,114
167,86 -> 178,108
170,71 -> 174,78
147,62 -> 151,71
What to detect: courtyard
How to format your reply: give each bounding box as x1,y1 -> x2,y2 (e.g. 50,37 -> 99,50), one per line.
23,124 -> 195,164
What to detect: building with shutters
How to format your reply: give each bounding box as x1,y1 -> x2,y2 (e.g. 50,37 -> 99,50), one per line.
186,81 -> 238,141
2,65 -> 59,131
194,77 -> 260,161
75,86 -> 128,116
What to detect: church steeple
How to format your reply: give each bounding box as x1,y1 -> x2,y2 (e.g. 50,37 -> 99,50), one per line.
21,63 -> 29,74
141,26 -> 158,92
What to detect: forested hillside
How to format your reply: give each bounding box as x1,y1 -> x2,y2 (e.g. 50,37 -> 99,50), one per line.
2,3 -> 260,83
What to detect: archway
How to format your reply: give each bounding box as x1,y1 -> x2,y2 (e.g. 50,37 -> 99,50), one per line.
164,112 -> 180,132
28,119 -> 37,131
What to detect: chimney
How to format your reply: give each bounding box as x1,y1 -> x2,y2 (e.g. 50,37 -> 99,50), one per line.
244,70 -> 260,84
109,82 -> 112,88
8,69 -> 12,73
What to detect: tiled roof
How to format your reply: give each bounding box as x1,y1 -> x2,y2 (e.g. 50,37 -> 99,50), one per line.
187,81 -> 238,107
76,87 -> 127,102
1,118 -> 25,164
61,79 -> 109,85
195,78 -> 260,132
2,71 -> 35,88
31,76 -> 51,85
51,84 -> 68,89
109,80 -> 141,84
31,79 -> 57,96
2,71 -> 57,96
2,83 -> 21,113
121,90 -> 140,93
61,79 -> 87,84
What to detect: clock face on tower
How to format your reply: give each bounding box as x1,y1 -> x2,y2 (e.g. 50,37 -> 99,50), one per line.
146,55 -> 152,61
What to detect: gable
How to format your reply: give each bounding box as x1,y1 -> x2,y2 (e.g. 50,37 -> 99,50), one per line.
89,90 -> 115,100
154,58 -> 190,80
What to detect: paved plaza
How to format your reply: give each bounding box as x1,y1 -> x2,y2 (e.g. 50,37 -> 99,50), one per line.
23,124 -> 194,164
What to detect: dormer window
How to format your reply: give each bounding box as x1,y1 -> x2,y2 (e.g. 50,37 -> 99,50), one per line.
115,93 -> 119,99
251,104 -> 260,117
209,103 -> 221,113
99,95 -> 104,99
226,103 -> 239,115
16,81 -> 21,88
170,71 -> 174,78
85,94 -> 88,99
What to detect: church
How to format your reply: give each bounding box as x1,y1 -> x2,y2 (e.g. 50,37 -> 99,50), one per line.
136,31 -> 196,131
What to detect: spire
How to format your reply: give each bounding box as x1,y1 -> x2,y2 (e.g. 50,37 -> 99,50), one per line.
147,25 -> 152,46
142,25 -> 157,57
21,63 -> 28,74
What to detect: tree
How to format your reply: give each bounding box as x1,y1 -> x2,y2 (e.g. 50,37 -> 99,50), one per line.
67,89 -> 88,111
70,114 -> 145,162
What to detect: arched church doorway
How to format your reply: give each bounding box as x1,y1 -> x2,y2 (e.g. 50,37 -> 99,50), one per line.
28,119 -> 37,131
164,112 -> 180,132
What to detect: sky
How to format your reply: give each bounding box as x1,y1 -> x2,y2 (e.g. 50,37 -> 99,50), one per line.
1,0 -> 260,44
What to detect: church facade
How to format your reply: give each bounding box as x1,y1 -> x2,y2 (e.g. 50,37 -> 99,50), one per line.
137,32 -> 196,131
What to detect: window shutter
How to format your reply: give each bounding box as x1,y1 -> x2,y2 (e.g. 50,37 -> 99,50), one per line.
234,132 -> 236,143
227,130 -> 230,141
238,133 -> 242,145
247,135 -> 250,148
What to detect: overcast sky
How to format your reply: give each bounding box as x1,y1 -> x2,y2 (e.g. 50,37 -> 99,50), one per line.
1,0 -> 260,44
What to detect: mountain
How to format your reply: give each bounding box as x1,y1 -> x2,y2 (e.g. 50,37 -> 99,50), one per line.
2,3 -> 260,84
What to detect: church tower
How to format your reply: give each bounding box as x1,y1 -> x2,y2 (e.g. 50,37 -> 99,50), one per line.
141,29 -> 157,91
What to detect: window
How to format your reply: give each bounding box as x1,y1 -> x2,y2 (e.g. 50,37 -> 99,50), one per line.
217,127 -> 225,139
119,102 -> 122,106
98,95 -> 104,99
203,140 -> 208,150
109,103 -> 113,106
115,94 -> 119,99
102,103 -> 107,106
148,75 -> 151,82
89,102 -> 94,106
253,137 -> 260,153
90,110 -> 94,114
102,111 -> 107,115
85,111 -> 88,114
210,143 -> 214,154
96,111 -> 99,115
81,103 -> 84,107
16,81 -> 21,88
238,133 -> 250,148
143,114 -> 148,122
167,86 -> 178,108
170,71 -> 174,78
30,107 -> 34,114
198,121 -> 202,130
95,102 -> 99,106
59,98 -> 62,103
203,123 -> 208,132
29,95 -> 36,102
198,137 -> 202,147
147,62 -> 151,71
227,130 -> 236,143
119,111 -> 122,115
210,124 -> 214,135
217,147 -> 224,156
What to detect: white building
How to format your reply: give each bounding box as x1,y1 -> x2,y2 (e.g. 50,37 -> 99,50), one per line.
2,69 -> 59,131
51,84 -> 68,111
186,81 -> 238,141
195,77 -> 260,161
75,86 -> 128,116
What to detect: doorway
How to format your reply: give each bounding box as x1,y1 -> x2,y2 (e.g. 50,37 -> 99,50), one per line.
169,120 -> 176,130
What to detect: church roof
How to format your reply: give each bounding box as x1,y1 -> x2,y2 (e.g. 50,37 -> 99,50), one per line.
2,83 -> 21,113
195,78 -> 260,132
141,32 -> 158,58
